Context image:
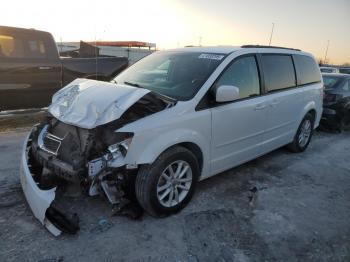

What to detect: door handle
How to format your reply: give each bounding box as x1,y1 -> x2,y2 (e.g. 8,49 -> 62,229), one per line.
38,66 -> 52,70
254,104 -> 266,110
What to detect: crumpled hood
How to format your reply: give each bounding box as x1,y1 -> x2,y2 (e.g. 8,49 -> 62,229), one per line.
48,78 -> 150,129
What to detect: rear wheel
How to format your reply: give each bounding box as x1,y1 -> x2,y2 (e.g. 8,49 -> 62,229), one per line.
287,113 -> 314,153
135,146 -> 199,217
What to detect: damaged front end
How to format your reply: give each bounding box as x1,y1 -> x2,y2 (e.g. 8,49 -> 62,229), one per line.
20,79 -> 175,236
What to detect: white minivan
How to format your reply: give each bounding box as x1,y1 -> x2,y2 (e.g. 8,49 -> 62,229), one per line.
20,45 -> 323,235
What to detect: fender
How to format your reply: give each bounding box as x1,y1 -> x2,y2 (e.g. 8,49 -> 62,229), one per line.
124,128 -> 211,179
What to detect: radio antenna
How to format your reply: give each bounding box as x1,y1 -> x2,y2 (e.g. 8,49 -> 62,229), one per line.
324,40 -> 330,65
269,23 -> 275,46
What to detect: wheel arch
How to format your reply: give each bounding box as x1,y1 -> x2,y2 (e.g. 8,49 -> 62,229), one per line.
307,108 -> 317,123
171,142 -> 204,173
127,131 -> 209,178
139,141 -> 204,173
300,101 -> 319,128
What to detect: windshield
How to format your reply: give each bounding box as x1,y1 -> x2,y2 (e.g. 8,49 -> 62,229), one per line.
112,51 -> 225,100
322,75 -> 343,89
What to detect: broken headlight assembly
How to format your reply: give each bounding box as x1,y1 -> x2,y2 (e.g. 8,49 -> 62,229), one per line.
107,136 -> 133,159
103,133 -> 134,169
87,133 -> 134,178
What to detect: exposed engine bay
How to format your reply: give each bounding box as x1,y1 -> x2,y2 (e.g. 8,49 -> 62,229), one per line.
23,81 -> 175,235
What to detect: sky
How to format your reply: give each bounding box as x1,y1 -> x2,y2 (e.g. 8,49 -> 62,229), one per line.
1,0 -> 349,64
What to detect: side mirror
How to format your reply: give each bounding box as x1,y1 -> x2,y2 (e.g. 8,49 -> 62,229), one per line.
215,85 -> 240,102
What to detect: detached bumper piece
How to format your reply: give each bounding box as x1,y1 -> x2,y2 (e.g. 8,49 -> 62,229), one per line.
20,133 -> 79,236
46,204 -> 79,234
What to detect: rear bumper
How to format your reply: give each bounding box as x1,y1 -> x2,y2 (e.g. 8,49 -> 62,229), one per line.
20,133 -> 62,236
321,108 -> 339,127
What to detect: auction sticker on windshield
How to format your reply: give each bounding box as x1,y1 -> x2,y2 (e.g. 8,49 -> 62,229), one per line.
198,54 -> 225,60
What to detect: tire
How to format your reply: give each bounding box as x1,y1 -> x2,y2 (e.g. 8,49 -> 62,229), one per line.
135,146 -> 200,217
287,113 -> 315,153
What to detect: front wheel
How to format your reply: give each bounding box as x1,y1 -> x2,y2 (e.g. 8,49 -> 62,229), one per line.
287,113 -> 314,153
135,146 -> 200,217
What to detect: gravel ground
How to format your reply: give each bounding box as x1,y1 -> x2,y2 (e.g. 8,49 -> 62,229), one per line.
0,127 -> 349,262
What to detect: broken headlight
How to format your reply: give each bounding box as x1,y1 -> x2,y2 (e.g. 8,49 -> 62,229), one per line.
107,135 -> 133,159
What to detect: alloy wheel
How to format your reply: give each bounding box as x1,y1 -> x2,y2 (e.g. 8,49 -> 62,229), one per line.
298,119 -> 312,147
156,160 -> 193,208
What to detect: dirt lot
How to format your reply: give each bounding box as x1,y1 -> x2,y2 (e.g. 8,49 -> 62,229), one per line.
0,124 -> 349,262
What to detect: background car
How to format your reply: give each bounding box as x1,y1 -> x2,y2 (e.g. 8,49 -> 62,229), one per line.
320,66 -> 339,73
0,26 -> 128,111
321,73 -> 350,131
339,67 -> 350,75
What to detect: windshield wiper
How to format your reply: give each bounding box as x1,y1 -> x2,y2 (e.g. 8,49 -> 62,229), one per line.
124,81 -> 142,88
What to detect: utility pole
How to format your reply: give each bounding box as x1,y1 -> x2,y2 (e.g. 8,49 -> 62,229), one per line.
324,40 -> 330,65
269,23 -> 275,46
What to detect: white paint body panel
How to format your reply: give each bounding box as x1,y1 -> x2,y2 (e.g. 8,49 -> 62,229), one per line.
210,96 -> 267,175
118,48 -> 323,180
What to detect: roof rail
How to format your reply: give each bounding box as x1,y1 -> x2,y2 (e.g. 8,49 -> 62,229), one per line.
241,45 -> 301,51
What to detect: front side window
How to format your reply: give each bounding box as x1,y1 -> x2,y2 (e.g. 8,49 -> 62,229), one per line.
113,51 -> 224,100
215,56 -> 260,99
262,55 -> 296,92
0,34 -> 25,58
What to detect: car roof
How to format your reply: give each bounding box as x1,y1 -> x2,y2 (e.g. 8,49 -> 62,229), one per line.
166,45 -> 307,55
0,25 -> 50,36
167,46 -> 241,54
322,73 -> 350,78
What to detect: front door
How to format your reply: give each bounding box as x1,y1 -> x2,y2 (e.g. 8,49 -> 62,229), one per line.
210,55 -> 268,175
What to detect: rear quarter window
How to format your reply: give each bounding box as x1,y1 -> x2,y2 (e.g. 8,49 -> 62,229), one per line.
26,39 -> 47,59
294,55 -> 321,85
261,54 -> 296,92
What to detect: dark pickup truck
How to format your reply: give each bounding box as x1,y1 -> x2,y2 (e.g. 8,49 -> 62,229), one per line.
0,26 -> 128,111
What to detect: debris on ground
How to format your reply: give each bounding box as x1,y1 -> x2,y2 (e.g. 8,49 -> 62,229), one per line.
248,186 -> 258,207
38,256 -> 64,262
89,219 -> 113,234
